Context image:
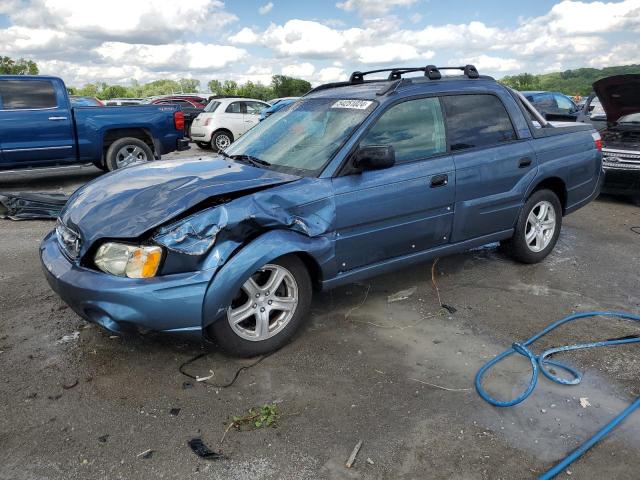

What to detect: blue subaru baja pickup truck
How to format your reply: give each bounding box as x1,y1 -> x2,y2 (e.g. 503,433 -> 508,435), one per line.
0,75 -> 189,172
41,65 -> 603,356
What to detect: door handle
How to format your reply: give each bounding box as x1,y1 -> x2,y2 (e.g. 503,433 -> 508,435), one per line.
519,157 -> 532,168
430,174 -> 448,187
48,116 -> 68,121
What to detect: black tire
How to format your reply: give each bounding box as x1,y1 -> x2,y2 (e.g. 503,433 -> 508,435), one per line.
208,255 -> 312,357
506,189 -> 562,264
105,137 -> 153,172
195,141 -> 211,150
211,130 -> 233,152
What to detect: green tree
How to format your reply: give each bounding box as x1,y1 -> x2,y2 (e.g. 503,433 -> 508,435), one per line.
179,78 -> 200,93
271,75 -> 311,97
207,79 -> 223,94
237,81 -> 273,100
0,56 -> 39,75
221,80 -> 239,95
100,84 -> 129,99
500,73 -> 541,91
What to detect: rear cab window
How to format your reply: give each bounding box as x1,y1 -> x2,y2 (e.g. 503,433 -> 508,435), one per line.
361,97 -> 446,163
0,80 -> 58,110
442,94 -> 517,151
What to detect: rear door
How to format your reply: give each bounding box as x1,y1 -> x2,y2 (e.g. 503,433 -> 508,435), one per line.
242,101 -> 269,132
442,94 -> 536,242
333,96 -> 455,271
0,78 -> 75,168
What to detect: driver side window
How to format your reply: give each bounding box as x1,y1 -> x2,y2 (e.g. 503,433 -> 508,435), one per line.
360,97 -> 446,164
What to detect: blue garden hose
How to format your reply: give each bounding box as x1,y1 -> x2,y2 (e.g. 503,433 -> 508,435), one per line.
475,311 -> 640,479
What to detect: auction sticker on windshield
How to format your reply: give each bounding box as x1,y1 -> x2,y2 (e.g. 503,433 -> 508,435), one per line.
331,100 -> 373,109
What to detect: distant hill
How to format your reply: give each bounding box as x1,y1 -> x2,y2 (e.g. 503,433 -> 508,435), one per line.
500,64 -> 640,95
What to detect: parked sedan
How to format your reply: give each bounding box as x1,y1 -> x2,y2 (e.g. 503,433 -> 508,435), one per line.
259,97 -> 298,121
522,91 -> 581,121
190,97 -> 270,150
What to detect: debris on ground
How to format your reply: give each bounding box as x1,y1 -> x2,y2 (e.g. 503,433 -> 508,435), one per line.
56,331 -> 80,345
137,449 -> 153,459
345,440 -> 363,468
0,192 -> 69,220
196,370 -> 215,382
187,438 -> 225,460
431,259 -> 457,314
387,286 -> 417,303
409,377 -> 472,392
98,435 -> 109,443
580,397 -> 591,409
366,457 -> 374,465
169,408 -> 181,416
62,379 -> 78,390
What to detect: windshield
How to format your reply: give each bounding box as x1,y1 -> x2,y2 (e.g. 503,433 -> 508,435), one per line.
224,98 -> 377,175
204,100 -> 221,113
618,112 -> 640,124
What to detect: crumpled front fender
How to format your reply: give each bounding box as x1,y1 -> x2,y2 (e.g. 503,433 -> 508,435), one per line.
201,229 -> 333,329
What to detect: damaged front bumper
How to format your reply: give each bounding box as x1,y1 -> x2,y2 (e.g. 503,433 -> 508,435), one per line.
40,230 -> 212,335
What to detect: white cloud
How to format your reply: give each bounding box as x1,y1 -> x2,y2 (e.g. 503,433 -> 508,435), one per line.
356,43 -> 434,64
229,27 -> 260,44
282,62 -> 316,77
460,55 -> 522,72
96,42 -> 247,71
336,0 -> 418,17
318,66 -> 346,82
263,20 -> 347,57
259,2 -> 274,14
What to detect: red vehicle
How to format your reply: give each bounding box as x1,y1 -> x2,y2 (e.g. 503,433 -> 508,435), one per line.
146,96 -> 207,134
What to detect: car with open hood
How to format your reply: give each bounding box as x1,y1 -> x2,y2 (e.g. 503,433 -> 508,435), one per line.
579,74 -> 640,198
41,65 -> 603,356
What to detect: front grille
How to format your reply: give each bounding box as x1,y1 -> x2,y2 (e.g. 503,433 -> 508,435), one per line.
602,149 -> 640,170
56,220 -> 82,261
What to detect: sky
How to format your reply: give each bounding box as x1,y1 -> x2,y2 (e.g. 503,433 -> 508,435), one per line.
0,0 -> 639,89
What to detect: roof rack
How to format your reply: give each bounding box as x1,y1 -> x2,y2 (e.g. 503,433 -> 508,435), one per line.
305,65 -> 481,97
350,64 -> 479,83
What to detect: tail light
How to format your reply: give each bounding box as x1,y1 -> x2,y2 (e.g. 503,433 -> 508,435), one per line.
174,111 -> 185,131
592,131 -> 602,151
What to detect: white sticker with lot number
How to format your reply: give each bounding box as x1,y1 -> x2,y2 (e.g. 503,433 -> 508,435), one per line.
331,99 -> 373,109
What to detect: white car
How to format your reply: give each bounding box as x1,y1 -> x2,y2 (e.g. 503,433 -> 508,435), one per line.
190,97 -> 270,151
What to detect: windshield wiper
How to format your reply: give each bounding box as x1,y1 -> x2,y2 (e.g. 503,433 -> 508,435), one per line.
229,154 -> 271,168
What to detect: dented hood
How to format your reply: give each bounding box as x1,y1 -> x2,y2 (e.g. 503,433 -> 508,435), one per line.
593,74 -> 640,123
61,156 -> 299,250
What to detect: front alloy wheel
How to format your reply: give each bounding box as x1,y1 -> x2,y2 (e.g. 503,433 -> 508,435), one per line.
208,255 -> 312,357
228,264 -> 299,341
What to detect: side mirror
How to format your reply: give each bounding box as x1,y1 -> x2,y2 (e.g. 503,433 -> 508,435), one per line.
353,145 -> 395,171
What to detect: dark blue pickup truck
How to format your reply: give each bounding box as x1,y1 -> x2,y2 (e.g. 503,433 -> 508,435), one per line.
41,65 -> 604,356
0,75 -> 189,172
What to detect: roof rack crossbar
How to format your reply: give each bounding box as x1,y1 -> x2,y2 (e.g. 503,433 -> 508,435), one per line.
349,64 -> 480,83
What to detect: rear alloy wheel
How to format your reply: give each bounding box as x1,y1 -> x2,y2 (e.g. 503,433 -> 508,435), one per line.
209,255 -> 312,357
211,131 -> 233,152
105,137 -> 153,171
506,189 -> 562,264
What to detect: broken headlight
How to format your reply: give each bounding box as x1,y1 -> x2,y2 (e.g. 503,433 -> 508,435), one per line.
153,207 -> 228,256
94,243 -> 163,278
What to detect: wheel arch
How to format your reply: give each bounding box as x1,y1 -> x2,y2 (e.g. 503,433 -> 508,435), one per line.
102,128 -> 156,163
212,128 -> 234,142
528,176 -> 567,215
201,230 -> 331,329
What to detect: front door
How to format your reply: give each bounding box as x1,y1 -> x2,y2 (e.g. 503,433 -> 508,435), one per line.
333,96 -> 455,271
0,78 -> 75,168
242,101 -> 269,134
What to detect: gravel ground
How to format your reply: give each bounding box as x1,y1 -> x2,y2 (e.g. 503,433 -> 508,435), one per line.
1,150 -> 639,479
